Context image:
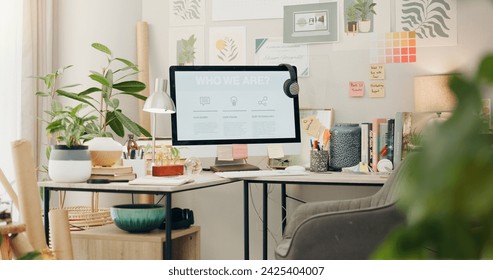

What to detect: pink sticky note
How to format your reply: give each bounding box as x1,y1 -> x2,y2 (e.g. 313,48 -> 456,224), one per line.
349,81 -> 365,97
232,144 -> 248,160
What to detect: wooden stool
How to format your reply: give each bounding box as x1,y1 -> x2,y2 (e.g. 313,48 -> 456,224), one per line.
0,223 -> 26,260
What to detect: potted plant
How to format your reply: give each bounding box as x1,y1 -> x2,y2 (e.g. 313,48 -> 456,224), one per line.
58,43 -> 151,166
354,0 -> 376,33
152,146 -> 184,176
346,4 -> 359,34
35,67 -> 97,182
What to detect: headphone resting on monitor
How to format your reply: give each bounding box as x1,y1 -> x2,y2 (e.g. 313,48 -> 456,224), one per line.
280,63 -> 299,98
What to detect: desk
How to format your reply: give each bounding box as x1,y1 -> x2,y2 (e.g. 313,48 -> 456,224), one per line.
39,172 -> 387,260
38,173 -> 238,260
243,172 -> 387,260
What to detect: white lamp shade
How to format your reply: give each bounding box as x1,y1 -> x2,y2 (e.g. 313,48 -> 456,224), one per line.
143,78 -> 176,114
414,75 -> 457,113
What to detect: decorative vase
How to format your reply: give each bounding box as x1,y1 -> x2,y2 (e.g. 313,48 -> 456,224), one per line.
86,137 -> 123,167
48,145 -> 92,182
329,123 -> 361,171
358,20 -> 371,33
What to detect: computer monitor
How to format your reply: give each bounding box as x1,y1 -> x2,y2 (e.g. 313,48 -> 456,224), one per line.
169,65 -> 301,167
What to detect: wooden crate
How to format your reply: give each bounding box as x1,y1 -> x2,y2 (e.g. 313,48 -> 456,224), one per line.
71,224 -> 200,260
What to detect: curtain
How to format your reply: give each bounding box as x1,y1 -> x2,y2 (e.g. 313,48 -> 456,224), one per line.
21,0 -> 56,173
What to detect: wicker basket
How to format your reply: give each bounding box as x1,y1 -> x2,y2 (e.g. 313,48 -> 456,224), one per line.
54,192 -> 113,231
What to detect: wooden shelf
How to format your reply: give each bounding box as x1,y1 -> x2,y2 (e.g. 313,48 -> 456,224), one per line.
71,224 -> 200,260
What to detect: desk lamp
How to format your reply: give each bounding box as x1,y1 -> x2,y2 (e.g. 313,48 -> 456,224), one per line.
414,74 -> 457,122
143,78 -> 176,171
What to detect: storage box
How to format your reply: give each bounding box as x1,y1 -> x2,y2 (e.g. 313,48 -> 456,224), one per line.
152,165 -> 184,176
71,224 -> 200,260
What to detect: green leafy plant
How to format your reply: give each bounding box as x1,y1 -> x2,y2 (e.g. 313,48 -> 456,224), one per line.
354,0 -> 377,21
35,65 -> 97,148
45,103 -> 98,147
373,53 -> 493,259
60,43 -> 151,139
346,4 -> 359,22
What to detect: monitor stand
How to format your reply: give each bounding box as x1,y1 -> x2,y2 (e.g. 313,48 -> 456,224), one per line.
210,158 -> 260,172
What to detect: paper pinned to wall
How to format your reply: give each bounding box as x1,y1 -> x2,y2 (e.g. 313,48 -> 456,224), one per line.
267,144 -> 285,159
369,82 -> 385,98
232,144 -> 248,160
349,81 -> 365,97
370,64 -> 385,80
217,145 -> 234,161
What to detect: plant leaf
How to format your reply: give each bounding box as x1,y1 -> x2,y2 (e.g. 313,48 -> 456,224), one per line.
91,42 -> 112,56
57,90 -> 99,111
115,58 -> 139,71
114,110 -> 141,136
89,73 -> 110,87
106,111 -> 125,137
118,91 -> 148,101
113,81 -> 146,93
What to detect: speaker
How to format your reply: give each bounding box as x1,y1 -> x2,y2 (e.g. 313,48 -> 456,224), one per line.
159,207 -> 194,230
280,63 -> 299,98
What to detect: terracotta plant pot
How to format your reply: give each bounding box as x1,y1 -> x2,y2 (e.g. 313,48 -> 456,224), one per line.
152,165 -> 184,176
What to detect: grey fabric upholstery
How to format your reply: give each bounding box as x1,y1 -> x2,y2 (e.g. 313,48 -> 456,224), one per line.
275,161 -> 410,260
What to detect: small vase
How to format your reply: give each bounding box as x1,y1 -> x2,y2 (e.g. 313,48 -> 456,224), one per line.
86,137 -> 123,167
329,123 -> 361,170
49,145 -> 92,182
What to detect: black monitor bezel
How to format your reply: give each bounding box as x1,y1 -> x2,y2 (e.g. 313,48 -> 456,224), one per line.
169,65 -> 301,146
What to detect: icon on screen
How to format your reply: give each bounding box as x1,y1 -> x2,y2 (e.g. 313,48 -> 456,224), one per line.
231,96 -> 238,106
200,96 -> 210,105
258,96 -> 268,106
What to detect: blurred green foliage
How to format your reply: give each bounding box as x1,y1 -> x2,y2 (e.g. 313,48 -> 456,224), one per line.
373,53 -> 493,259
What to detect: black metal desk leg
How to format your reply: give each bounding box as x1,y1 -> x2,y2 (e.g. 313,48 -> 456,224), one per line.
281,184 -> 286,235
165,193 -> 172,260
243,181 -> 250,260
43,187 -> 50,245
263,182 -> 268,260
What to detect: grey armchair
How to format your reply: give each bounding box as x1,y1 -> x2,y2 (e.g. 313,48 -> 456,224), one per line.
275,161 -> 410,260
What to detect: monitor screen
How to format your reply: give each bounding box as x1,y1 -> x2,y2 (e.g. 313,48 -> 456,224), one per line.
169,65 -> 301,157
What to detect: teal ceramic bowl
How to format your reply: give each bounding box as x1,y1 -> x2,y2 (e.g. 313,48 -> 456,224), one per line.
110,204 -> 166,233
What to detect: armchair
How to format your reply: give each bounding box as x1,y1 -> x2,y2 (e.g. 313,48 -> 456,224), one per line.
275,161 -> 410,260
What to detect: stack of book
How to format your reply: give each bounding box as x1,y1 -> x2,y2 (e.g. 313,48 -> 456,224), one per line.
359,112 -> 435,172
90,165 -> 136,182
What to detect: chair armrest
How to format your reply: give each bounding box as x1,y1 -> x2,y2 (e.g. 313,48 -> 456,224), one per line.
275,203 -> 404,260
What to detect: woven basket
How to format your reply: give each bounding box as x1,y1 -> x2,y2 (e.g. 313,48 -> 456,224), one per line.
54,192 -> 113,231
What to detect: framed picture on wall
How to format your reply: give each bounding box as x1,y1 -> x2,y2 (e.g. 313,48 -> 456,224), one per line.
283,2 -> 339,44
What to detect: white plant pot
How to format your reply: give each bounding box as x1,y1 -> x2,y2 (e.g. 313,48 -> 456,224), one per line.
358,20 -> 372,33
86,137 -> 123,167
48,145 -> 92,182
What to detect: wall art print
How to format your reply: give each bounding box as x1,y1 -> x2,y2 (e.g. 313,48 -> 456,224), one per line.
169,0 -> 206,26
169,27 -> 205,66
209,27 -> 246,65
396,0 -> 457,47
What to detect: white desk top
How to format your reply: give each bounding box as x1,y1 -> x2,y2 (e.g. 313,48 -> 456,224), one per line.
38,173 -> 239,193
38,171 -> 387,193
242,171 -> 388,185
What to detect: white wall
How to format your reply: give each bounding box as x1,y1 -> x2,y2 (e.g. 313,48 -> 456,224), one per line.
56,0 -> 493,259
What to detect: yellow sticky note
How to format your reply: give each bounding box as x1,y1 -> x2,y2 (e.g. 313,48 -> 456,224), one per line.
369,64 -> 385,80
217,145 -> 233,161
369,82 -> 385,98
232,144 -> 248,160
301,116 -> 322,137
267,144 -> 284,159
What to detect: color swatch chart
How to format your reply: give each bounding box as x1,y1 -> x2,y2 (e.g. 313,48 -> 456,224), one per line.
370,31 -> 417,64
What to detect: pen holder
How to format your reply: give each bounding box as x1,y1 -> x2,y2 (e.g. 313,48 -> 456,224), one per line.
122,159 -> 146,178
310,150 -> 329,172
